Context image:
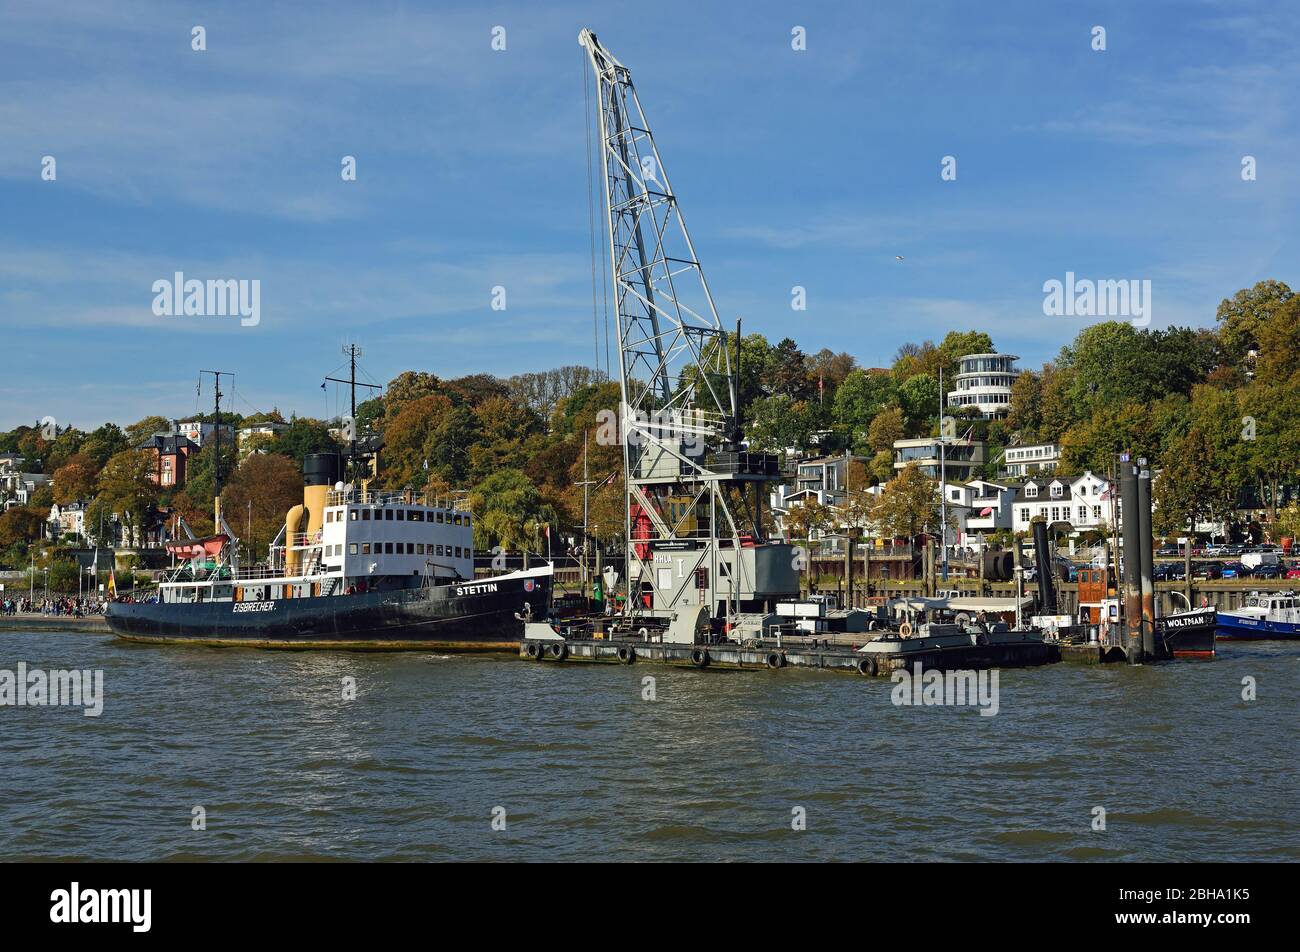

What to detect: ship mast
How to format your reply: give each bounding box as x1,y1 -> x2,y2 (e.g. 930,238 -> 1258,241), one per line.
324,344 -> 381,485
198,369 -> 231,534
579,30 -> 793,628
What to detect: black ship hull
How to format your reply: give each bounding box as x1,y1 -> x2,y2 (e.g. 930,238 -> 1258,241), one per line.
1154,607 -> 1217,658
106,568 -> 552,650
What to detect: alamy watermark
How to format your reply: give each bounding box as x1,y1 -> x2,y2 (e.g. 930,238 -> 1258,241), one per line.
596,402 -> 707,455
152,272 -> 260,327
890,663 -> 999,716
1,663 -> 104,717
1043,271 -> 1151,327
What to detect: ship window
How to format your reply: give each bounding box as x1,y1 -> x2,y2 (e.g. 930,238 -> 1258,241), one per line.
453,514 -> 463,525
436,545 -> 444,556
396,509 -> 405,521
406,543 -> 414,554
362,509 -> 371,521
385,509 -> 394,521
436,511 -> 444,524
417,544 -> 425,554
411,510 -> 423,522
349,543 -> 358,554
362,543 -> 370,554
350,509 -> 357,520
455,547 -> 462,558
385,542 -> 394,554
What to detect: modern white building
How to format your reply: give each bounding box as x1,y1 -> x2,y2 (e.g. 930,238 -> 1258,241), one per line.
893,437 -> 987,482
1000,443 -> 1061,477
946,353 -> 1019,419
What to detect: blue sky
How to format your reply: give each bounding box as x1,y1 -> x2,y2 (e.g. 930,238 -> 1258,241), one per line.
2,0 -> 1296,430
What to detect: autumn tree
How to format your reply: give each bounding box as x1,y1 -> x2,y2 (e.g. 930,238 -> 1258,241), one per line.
869,463 -> 946,542
220,453 -> 304,560
95,449 -> 158,546
52,453 -> 100,504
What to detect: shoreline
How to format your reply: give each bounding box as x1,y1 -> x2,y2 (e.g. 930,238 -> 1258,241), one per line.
0,616 -> 112,634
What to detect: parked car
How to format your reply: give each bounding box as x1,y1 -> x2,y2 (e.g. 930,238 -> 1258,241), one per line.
1253,563 -> 1284,580
1156,544 -> 1183,557
1165,563 -> 1188,581
1192,562 -> 1223,580
1203,544 -> 1227,557
1220,561 -> 1249,579
1285,566 -> 1300,580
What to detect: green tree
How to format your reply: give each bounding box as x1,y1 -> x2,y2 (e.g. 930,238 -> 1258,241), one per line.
765,338 -> 813,400
898,374 -> 940,435
467,469 -> 555,553
832,369 -> 897,446
1215,279 -> 1294,369
935,330 -> 995,385
273,418 -> 337,465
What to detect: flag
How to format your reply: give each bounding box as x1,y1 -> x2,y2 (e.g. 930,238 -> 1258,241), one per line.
543,524 -> 550,539
107,570 -> 117,598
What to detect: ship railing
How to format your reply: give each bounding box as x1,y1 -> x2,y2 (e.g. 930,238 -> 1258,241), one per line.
286,531 -> 323,549
326,487 -> 470,512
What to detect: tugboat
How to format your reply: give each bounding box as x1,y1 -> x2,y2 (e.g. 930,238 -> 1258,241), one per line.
107,451 -> 551,649
1216,592 -> 1300,640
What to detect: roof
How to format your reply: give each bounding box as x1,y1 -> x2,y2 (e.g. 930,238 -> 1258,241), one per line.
138,433 -> 198,453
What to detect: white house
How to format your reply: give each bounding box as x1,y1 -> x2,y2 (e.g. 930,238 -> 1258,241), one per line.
770,453 -> 872,553
49,500 -> 89,542
237,421 -> 290,458
1011,472 -> 1116,534
173,418 -> 236,449
1000,443 -> 1060,477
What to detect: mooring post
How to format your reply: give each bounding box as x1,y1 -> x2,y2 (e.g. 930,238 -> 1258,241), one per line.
1137,462 -> 1156,659
1119,461 -> 1143,663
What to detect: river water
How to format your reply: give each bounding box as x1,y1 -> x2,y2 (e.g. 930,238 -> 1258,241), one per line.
2,626 -> 1296,862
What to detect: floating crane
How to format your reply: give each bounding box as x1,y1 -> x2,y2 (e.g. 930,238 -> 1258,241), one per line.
579,29 -> 798,641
